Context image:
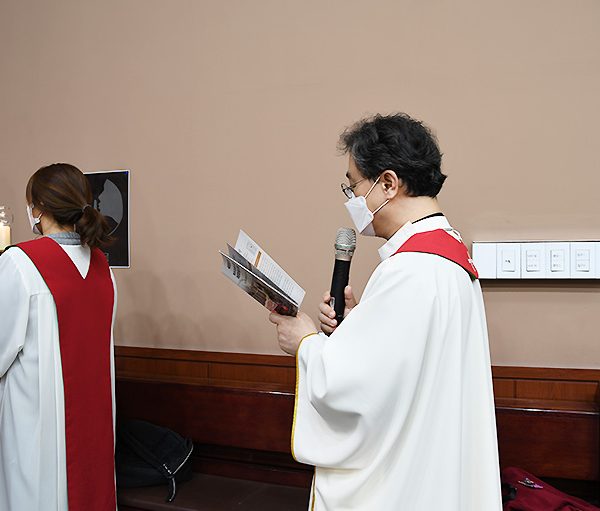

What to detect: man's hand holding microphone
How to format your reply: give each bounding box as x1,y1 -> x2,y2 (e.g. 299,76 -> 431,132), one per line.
270,228 -> 358,355
318,286 -> 357,335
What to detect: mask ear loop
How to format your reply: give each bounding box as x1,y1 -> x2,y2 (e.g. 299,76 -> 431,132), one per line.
372,199 -> 389,215
363,176 -> 380,199
365,175 -> 389,215
29,203 -> 43,220
28,206 -> 42,224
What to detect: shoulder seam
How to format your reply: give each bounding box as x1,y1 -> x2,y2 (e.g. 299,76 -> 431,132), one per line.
3,247 -> 50,296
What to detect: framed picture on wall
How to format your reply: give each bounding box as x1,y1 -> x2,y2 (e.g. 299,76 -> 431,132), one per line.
84,170 -> 130,268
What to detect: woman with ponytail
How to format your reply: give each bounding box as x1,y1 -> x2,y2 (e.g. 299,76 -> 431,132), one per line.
0,163 -> 118,511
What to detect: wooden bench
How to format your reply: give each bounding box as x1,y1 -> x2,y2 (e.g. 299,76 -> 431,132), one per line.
115,347 -> 600,507
496,397 -> 599,502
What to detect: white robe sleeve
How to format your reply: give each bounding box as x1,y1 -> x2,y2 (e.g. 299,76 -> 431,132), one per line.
109,269 -> 117,438
0,250 -> 31,377
292,258 -> 438,469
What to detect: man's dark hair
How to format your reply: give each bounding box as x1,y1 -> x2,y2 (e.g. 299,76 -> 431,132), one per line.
338,113 -> 447,197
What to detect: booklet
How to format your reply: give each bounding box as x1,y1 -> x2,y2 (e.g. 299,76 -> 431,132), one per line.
220,230 -> 305,316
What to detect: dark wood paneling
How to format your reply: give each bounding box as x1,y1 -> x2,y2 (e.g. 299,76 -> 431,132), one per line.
115,347 -> 295,391
492,378 -> 516,398
493,366 -> 600,381
116,380 -> 295,453
513,380 -> 598,402
116,347 -> 295,366
493,366 -> 600,402
115,376 -> 313,487
496,403 -> 599,480
115,347 -> 600,493
117,348 -> 600,399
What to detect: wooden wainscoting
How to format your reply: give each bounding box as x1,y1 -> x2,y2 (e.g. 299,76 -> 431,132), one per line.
493,366 -> 600,487
115,347 -> 312,487
115,347 -> 296,392
115,347 -> 600,496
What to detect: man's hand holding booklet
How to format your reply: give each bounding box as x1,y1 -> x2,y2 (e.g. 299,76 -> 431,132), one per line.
219,230 -> 305,316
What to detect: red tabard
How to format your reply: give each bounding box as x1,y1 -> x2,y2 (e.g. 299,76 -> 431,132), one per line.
394,229 -> 479,279
17,237 -> 116,511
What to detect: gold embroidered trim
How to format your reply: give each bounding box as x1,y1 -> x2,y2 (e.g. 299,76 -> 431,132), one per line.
290,332 -> 318,461
311,469 -> 317,510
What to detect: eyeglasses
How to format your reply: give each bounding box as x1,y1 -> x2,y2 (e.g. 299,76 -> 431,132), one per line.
341,177 -> 368,199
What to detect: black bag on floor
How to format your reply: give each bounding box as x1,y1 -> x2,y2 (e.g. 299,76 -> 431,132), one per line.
116,419 -> 194,502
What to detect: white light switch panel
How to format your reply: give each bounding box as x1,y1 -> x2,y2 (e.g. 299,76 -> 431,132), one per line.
545,243 -> 570,278
473,240 -> 600,279
496,243 -> 521,278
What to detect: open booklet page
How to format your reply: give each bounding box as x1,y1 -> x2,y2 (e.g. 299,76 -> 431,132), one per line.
220,231 -> 305,317
235,230 -> 306,306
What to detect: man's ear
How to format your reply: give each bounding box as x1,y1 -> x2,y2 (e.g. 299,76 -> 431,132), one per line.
380,170 -> 402,199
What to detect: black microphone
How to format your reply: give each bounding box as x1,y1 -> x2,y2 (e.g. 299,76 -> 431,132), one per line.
330,227 -> 356,327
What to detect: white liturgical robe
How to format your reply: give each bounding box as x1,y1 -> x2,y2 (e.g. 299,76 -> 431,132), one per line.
292,216 -> 502,510
0,243 -> 117,511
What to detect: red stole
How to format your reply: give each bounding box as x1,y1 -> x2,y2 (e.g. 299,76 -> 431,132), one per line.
394,229 -> 479,279
17,237 -> 116,511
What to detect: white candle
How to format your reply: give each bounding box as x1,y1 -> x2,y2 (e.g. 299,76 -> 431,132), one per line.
0,225 -> 11,251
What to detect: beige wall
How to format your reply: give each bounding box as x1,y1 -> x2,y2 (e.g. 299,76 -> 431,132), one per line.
1,0 -> 598,367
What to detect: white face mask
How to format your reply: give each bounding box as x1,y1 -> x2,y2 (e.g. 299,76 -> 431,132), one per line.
27,204 -> 42,235
344,176 -> 389,237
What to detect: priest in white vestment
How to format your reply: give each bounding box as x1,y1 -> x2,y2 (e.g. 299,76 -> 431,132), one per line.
269,114 -> 502,511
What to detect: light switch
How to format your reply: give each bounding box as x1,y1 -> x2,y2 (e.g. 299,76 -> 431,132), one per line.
576,250 -> 590,271
545,243 -> 570,278
570,242 -> 596,278
496,243 -> 521,278
502,249 -> 516,271
527,252 -> 540,271
550,250 -> 565,272
521,243 -> 545,279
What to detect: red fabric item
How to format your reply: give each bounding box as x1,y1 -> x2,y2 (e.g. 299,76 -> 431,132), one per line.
502,467 -> 599,511
394,229 -> 479,279
18,237 -> 116,511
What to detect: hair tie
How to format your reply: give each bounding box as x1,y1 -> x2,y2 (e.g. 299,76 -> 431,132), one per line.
82,204 -> 92,213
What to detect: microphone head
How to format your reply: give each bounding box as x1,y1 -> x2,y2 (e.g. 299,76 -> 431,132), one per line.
334,227 -> 356,261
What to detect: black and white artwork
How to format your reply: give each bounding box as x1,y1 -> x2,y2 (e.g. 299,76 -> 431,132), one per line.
84,170 -> 130,268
